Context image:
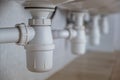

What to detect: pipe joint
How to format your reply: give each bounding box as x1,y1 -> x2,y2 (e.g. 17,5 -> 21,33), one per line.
29,18 -> 51,26
67,28 -> 77,40
16,23 -> 35,46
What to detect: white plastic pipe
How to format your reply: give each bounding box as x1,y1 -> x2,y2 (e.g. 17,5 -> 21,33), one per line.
52,30 -> 69,39
26,26 -> 54,72
52,29 -> 77,39
0,27 -> 19,43
25,8 -> 55,72
71,26 -> 87,55
71,13 -> 87,55
90,15 -> 101,46
101,16 -> 109,34
84,11 -> 90,22
0,26 -> 35,44
74,13 -> 85,27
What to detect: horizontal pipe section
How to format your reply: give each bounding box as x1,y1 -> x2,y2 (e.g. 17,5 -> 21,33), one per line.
0,27 -> 19,43
52,29 -> 77,39
52,30 -> 69,39
0,26 -> 35,44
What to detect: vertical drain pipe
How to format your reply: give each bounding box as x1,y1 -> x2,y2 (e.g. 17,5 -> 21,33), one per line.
25,8 -> 55,72
71,13 -> 87,55
90,15 -> 101,46
100,15 -> 109,35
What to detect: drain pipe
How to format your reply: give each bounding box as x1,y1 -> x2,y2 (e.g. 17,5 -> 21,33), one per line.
0,4 -> 88,72
71,12 -> 87,55
0,27 -> 19,43
52,29 -> 77,39
90,15 -> 101,46
53,12 -> 87,55
100,15 -> 109,34
25,8 -> 55,72
0,24 -> 35,45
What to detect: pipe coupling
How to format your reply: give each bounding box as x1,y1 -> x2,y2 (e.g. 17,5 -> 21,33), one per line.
16,23 -> 35,46
29,19 -> 51,26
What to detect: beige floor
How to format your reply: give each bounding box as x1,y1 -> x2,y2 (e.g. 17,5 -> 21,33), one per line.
47,51 -> 120,80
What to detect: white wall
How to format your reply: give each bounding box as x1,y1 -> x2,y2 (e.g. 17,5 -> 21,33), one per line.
113,13 -> 120,51
0,1 -> 118,80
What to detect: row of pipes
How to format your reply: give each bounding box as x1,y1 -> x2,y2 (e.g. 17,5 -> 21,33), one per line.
0,1 -> 109,73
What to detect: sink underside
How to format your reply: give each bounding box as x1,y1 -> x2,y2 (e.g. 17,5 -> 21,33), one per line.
15,0 -> 120,14
59,0 -> 120,14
